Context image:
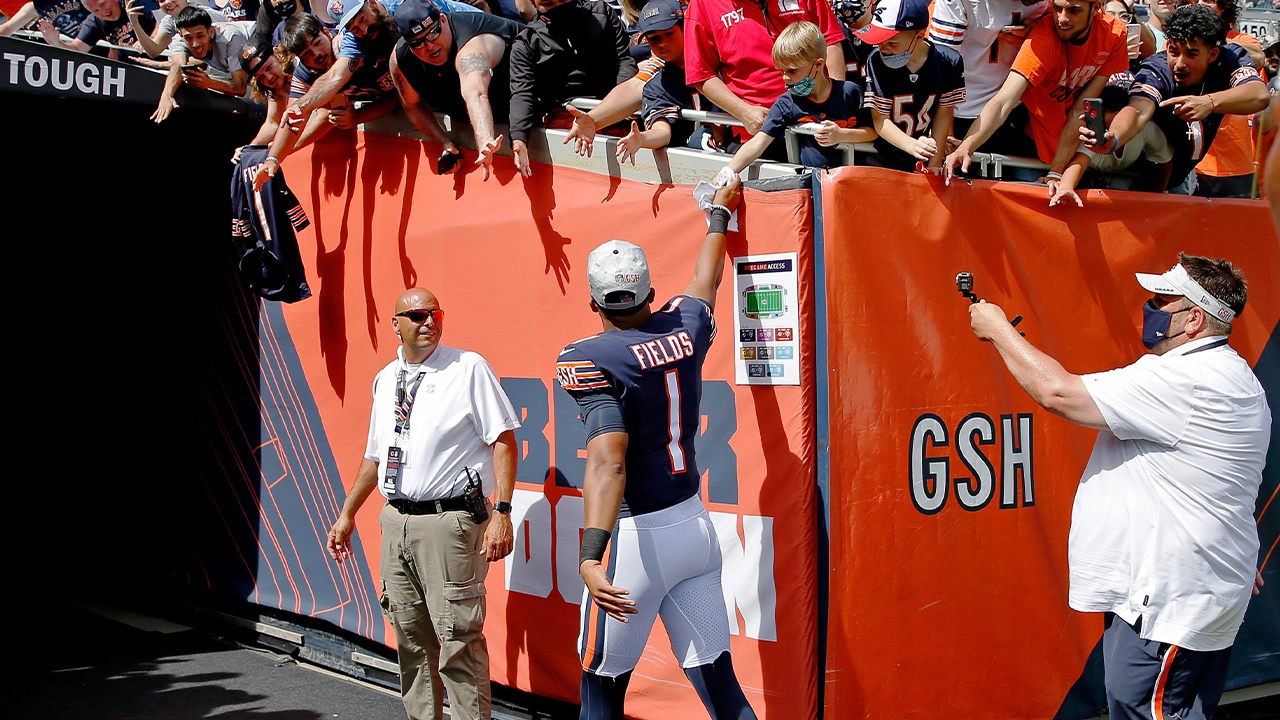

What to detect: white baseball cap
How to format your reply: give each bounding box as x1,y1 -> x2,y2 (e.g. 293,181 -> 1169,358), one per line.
587,240 -> 651,311
1135,262 -> 1236,323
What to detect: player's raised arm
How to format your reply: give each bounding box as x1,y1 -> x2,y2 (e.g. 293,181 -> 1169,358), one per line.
684,176 -> 742,309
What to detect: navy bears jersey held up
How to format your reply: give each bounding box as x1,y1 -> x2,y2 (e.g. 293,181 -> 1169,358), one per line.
231,145 -> 312,303
557,295 -> 716,517
1130,45 -> 1263,188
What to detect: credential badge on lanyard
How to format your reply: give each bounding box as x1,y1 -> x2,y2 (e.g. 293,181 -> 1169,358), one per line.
383,368 -> 427,495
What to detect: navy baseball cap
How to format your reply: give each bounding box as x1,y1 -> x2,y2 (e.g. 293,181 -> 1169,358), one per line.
635,0 -> 683,35
857,0 -> 929,44
394,0 -> 443,39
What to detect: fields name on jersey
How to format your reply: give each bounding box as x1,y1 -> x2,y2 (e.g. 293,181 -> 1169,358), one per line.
3,52 -> 126,97
909,412 -> 1035,515
630,331 -> 695,369
497,376 -> 777,642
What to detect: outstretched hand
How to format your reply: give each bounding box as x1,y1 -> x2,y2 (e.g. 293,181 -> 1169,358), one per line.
617,121 -> 642,165
513,139 -> 532,178
943,146 -> 971,185
476,134 -> 503,180
1160,95 -> 1214,122
1048,183 -> 1083,207
564,105 -> 598,157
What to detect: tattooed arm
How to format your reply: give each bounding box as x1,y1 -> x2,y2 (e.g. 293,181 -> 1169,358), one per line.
457,33 -> 508,178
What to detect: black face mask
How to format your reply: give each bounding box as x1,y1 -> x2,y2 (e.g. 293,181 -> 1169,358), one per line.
538,0 -> 579,24
273,0 -> 297,17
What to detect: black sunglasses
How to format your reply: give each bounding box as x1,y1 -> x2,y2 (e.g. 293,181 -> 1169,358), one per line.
406,22 -> 444,47
396,308 -> 445,323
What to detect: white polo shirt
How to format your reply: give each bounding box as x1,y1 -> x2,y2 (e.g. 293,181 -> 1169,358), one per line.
1072,335 -> 1271,651
364,345 -> 520,501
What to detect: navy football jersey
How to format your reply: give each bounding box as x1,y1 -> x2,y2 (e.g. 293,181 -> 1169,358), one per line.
837,22 -> 874,81
32,0 -> 90,40
1130,45 -> 1263,188
76,0 -> 157,47
640,62 -> 710,148
557,296 -> 716,517
761,78 -> 872,168
863,42 -> 965,171
231,145 -> 312,303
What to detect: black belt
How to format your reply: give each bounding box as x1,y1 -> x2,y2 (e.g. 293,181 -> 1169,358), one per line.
389,497 -> 470,515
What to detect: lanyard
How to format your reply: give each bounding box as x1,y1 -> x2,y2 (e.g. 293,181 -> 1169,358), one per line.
1182,338 -> 1229,356
395,368 -> 428,437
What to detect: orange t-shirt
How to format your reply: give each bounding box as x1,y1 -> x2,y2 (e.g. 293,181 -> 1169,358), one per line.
1197,31 -> 1261,178
1011,12 -> 1130,163
0,0 -> 28,19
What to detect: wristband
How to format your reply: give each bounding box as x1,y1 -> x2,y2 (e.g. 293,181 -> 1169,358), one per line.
1208,94 -> 1216,112
266,156 -> 280,165
1045,172 -> 1062,181
580,527 -> 611,565
709,207 -> 731,236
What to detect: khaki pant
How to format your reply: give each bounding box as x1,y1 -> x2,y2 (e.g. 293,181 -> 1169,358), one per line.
380,503 -> 491,720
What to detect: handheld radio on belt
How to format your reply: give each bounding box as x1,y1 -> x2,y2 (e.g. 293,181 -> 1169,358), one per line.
956,272 -> 1025,337
463,469 -> 490,524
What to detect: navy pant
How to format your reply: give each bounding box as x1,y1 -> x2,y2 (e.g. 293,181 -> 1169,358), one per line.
1103,614 -> 1232,720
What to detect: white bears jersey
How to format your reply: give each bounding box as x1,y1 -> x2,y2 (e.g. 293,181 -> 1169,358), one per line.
929,0 -> 1051,118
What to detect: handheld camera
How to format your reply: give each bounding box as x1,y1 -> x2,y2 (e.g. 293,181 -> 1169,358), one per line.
956,272 -> 1024,336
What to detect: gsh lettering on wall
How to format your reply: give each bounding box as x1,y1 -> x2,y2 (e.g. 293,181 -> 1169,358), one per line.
909,412 -> 1034,515
498,376 -> 778,642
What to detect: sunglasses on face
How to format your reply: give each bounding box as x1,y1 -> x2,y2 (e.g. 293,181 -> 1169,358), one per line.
406,22 -> 444,47
396,308 -> 445,323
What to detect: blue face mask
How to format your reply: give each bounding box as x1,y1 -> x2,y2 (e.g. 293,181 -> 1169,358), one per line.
1141,299 -> 1191,350
880,36 -> 919,69
786,61 -> 818,97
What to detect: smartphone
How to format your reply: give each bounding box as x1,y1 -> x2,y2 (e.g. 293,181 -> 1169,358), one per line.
1084,98 -> 1107,143
181,63 -> 203,74
437,149 -> 462,175
1125,23 -> 1142,59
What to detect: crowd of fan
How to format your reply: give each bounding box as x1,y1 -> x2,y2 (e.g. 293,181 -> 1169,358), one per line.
2,0 -> 1276,200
